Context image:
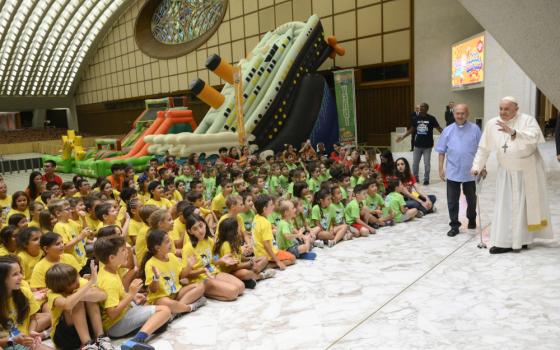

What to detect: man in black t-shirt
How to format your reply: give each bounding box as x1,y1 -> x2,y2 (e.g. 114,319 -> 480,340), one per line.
397,102 -> 443,185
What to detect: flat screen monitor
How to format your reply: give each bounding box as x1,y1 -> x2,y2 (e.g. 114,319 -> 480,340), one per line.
451,33 -> 485,89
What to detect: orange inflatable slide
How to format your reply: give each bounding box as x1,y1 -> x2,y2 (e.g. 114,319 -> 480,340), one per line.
108,109 -> 196,160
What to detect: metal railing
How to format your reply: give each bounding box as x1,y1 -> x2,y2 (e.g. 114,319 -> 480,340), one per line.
0,156 -> 43,174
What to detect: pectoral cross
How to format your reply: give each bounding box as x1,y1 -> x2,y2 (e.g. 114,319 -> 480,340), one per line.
502,141 -> 508,153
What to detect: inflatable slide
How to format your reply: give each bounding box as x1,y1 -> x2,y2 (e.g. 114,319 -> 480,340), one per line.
146,14 -> 344,156
44,97 -> 196,177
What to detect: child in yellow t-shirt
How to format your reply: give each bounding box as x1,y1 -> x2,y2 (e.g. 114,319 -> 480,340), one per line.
144,182 -> 173,210
211,180 -> 234,218
94,235 -> 171,346
0,256 -> 45,347
126,199 -> 144,246
28,201 -> 44,228
29,232 -> 82,290
183,214 -> 244,301
186,191 -> 217,232
135,205 -> 159,265
16,227 -> 43,281
84,196 -> 102,231
140,230 -> 205,315
97,225 -> 136,292
147,210 -> 178,257
7,213 -> 28,230
46,261 -> 112,350
0,225 -> 18,256
216,195 -> 253,250
252,195 -> 296,270
169,201 -> 192,250
213,217 -> 273,289
50,199 -> 89,271
6,191 -> 30,220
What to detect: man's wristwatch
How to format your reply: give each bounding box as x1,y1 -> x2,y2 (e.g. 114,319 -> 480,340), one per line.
511,129 -> 516,137
7,335 -> 14,346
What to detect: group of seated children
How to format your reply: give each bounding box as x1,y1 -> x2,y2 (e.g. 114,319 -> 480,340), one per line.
0,147 -> 436,350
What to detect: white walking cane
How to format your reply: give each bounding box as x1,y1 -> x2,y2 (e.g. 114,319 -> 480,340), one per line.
476,174 -> 487,249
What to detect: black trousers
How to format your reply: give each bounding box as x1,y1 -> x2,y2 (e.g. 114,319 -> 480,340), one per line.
446,180 -> 476,229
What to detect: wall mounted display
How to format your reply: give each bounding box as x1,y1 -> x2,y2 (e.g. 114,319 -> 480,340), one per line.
451,32 -> 485,90
135,0 -> 228,59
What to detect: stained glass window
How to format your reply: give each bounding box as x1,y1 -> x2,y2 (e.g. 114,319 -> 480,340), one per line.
151,0 -> 227,45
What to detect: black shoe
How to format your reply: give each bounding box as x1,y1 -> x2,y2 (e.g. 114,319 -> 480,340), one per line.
423,180 -> 429,186
522,244 -> 528,249
447,228 -> 460,237
468,221 -> 476,229
243,279 -> 257,289
489,246 -> 513,254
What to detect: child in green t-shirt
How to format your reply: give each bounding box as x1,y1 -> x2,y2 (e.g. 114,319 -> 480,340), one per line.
350,166 -> 361,188
328,186 -> 352,239
383,178 -> 418,223
175,164 -> 194,192
276,200 -> 313,258
279,165 -> 290,193
202,167 -> 217,202
311,189 -> 347,247
268,164 -> 282,196
306,164 -> 321,194
344,184 -> 376,237
362,180 -> 395,228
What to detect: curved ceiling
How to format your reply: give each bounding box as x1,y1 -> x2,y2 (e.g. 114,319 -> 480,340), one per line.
0,0 -> 131,97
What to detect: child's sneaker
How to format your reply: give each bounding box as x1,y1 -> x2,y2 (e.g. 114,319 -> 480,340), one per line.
327,240 -> 336,248
385,220 -> 395,226
313,240 -> 325,248
96,336 -> 116,350
343,231 -> 353,241
189,296 -> 208,312
416,211 -> 424,218
260,269 -> 276,280
121,340 -> 154,350
81,343 -> 99,350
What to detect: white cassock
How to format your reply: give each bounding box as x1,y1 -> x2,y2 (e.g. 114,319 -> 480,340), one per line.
472,113 -> 553,249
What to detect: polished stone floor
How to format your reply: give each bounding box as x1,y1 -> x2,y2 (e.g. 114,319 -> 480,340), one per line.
2,141 -> 559,350
148,141 -> 560,350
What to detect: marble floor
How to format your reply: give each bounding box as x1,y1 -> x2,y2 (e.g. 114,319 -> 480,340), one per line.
1,141 -> 559,350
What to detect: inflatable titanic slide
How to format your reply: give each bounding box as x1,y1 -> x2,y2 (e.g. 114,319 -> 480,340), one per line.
145,14 -> 344,156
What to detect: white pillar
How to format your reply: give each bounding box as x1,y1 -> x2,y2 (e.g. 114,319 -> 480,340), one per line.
66,101 -> 79,131
483,32 -> 537,125
32,109 -> 46,128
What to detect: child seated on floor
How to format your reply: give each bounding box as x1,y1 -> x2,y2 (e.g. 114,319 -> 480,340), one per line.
0,256 -> 52,350
94,236 -> 172,350
344,184 -> 376,237
182,214 -> 245,301
140,230 -> 206,316
362,180 -> 394,228
145,182 -> 173,210
213,217 -> 274,289
277,200 -> 314,259
211,179 -> 233,218
46,261 -> 113,350
186,191 -> 217,231
50,200 -> 90,274
30,232 -> 83,290
252,195 -> 295,270
216,195 -> 253,251
383,178 -> 418,223
311,189 -> 347,247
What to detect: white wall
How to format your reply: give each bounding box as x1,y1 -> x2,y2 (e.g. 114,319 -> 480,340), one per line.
458,0 -> 560,109
483,32 -> 537,125
414,0 -> 484,125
